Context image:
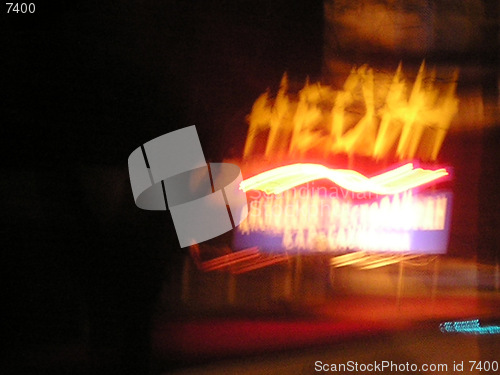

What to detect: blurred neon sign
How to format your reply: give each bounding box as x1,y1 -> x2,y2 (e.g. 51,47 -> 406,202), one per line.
440,319 -> 500,335
237,61 -> 457,255
240,163 -> 448,195
236,163 -> 452,254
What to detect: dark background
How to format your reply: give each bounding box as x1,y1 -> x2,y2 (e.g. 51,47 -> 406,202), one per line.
2,1 -> 323,374
2,1 -> 498,374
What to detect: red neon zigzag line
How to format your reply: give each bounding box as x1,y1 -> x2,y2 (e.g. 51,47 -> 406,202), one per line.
239,163 -> 448,195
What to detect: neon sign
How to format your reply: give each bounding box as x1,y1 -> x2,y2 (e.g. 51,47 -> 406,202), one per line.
235,188 -> 452,254
243,63 -> 458,162
236,62 -> 457,255
440,319 -> 500,335
239,163 -> 448,195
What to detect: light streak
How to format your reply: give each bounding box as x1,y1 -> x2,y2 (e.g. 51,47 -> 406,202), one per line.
240,163 -> 448,195
230,254 -> 289,274
189,245 -> 260,272
440,319 -> 500,335
329,253 -> 427,269
189,245 -> 289,274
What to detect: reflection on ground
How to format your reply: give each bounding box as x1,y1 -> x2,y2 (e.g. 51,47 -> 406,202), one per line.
156,254 -> 500,373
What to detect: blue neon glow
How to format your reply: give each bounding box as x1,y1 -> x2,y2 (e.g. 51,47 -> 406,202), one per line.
440,319 -> 500,335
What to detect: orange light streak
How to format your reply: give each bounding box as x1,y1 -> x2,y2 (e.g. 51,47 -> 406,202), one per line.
190,246 -> 261,272
329,253 -> 425,270
240,163 -> 448,195
230,254 -> 290,274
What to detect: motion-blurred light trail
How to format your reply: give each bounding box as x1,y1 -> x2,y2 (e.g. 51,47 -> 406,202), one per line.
240,163 -> 448,195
